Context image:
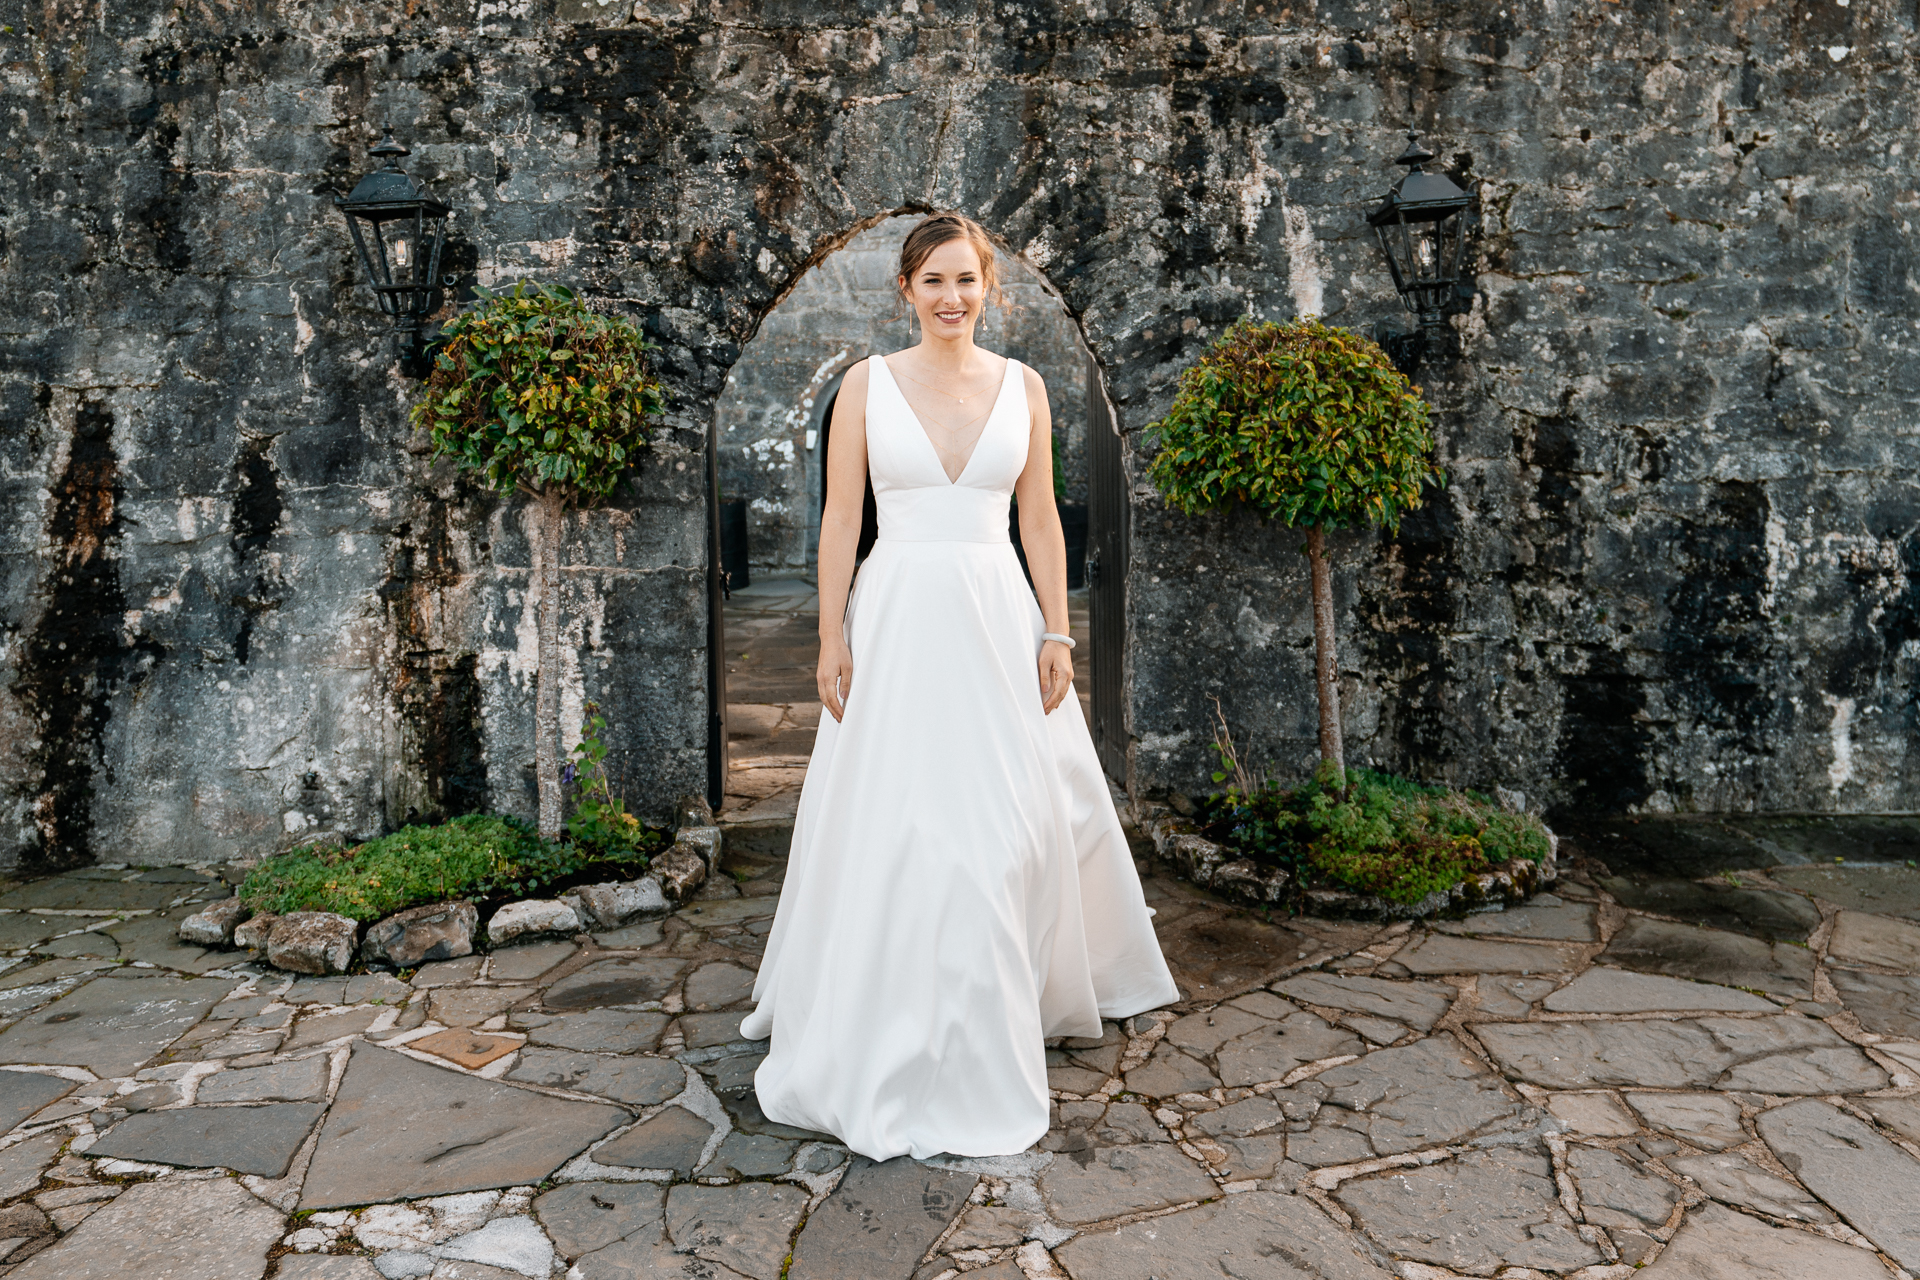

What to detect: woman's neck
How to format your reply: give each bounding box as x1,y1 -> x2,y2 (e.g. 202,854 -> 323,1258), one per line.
911,328 -> 984,373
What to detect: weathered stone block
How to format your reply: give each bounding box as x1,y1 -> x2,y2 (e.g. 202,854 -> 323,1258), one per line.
266,912 -> 359,975
360,901 -> 477,968
563,879 -> 669,931
177,898 -> 250,947
651,845 -> 708,903
486,900 -> 582,946
232,913 -> 277,952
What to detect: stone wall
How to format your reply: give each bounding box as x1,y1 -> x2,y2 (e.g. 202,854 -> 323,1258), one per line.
715,216 -> 1089,574
2,0 -> 1914,870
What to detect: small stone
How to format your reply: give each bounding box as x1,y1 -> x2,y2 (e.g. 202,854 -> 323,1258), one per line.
179,898 -> 250,947
567,880 -> 670,930
0,1071 -> 77,1129
681,1011 -> 753,1048
1313,1034 -> 1523,1156
1477,1020 -> 1729,1089
413,957 -> 484,987
232,913 -> 279,951
1759,1098 -> 1920,1269
87,1101 -> 325,1177
1340,1014 -> 1405,1044
267,913 -> 360,975
360,902 -> 477,968
1828,967 -> 1920,1038
512,1008 -> 670,1054
285,1006 -> 384,1050
430,987 -> 525,1028
1565,1145 -> 1681,1230
1669,1152 -> 1833,1222
676,826 -> 723,870
593,1106 -> 714,1174
651,845 -> 708,903
374,1252 -> 435,1279
591,921 -> 664,949
1546,1092 -> 1640,1137
410,1028 -> 521,1070
1121,1041 -> 1217,1098
1642,1202 -> 1890,1279
276,1257 -> 382,1279
485,941 -> 579,983
1863,1095 -> 1920,1144
698,1131 -> 797,1178
486,901 -> 582,946
1542,968 -> 1775,1014
116,1083 -> 178,1111
1191,1095 -> 1282,1138
1163,1005 -> 1273,1056
434,1216 -> 554,1278
197,1057 -> 331,1103
1435,901 -> 1598,941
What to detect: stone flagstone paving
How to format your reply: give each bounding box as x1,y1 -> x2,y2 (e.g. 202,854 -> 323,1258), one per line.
0,838 -> 1911,1277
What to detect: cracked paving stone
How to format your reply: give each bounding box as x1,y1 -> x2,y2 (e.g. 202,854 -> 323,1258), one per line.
1768,865 -> 1920,921
942,1205 -> 1034,1250
0,917 -> 64,950
1623,1092 -> 1748,1150
285,1005 -> 384,1049
680,1011 -> 754,1048
1474,1015 -> 1886,1092
1055,1189 -> 1392,1280
1163,1004 -> 1277,1056
1393,934 -> 1585,975
544,959 -> 688,1009
666,1182 -> 806,1280
1758,1098 -> 1920,1269
87,1101 -> 325,1176
0,972 -> 233,1077
1120,1040 -> 1218,1097
1668,1151 -> 1833,1223
195,1056 -> 332,1103
534,1179 -> 666,1258
0,1070 -> 75,1129
1827,967 -> 1920,1038
413,958 -> 484,988
698,1130 -> 797,1177
1862,1095 -> 1920,1145
574,1227 -> 751,1279
1597,876 -> 1823,941
1601,917 -> 1814,999
684,962 -> 757,1011
592,1104 -> 714,1174
1565,1144 -> 1681,1230
1037,1141 -> 1215,1224
1191,1094 -> 1282,1138
5,1174 -> 283,1280
1272,972 -> 1455,1031
300,1043 -> 627,1209
1216,1011 -> 1362,1087
1435,900 -> 1598,941
1474,975 -> 1560,1018
507,1049 -> 684,1106
1216,1133 -> 1294,1181
1640,1201 -> 1892,1279
0,1134 -> 65,1199
787,1156 -> 974,1280
1545,1091 -> 1641,1137
510,1008 -> 670,1054
1336,1147 -> 1603,1276
1312,1034 -> 1525,1156
429,986 -> 526,1027
486,941 -> 578,982
276,1258 -> 382,1279
1541,968 -> 1775,1014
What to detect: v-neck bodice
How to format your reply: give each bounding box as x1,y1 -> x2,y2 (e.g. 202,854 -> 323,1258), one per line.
865,351 -> 1029,543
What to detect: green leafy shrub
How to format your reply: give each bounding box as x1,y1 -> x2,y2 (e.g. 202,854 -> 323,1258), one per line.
564,702 -> 649,854
1201,740 -> 1550,906
240,812 -> 667,924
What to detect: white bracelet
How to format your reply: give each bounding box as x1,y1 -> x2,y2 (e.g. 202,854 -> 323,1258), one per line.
1042,632 -> 1076,649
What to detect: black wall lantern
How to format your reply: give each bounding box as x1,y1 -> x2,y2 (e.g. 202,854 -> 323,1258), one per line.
337,129 -> 454,371
1369,130 -> 1473,379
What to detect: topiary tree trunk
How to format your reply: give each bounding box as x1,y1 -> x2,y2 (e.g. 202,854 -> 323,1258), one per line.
1305,526 -> 1343,773
534,486 -> 567,840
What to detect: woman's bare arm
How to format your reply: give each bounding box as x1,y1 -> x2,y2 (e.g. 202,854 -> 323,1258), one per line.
1012,364 -> 1073,713
816,360 -> 871,722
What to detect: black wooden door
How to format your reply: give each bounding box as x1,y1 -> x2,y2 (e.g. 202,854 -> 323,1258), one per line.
1085,354 -> 1128,782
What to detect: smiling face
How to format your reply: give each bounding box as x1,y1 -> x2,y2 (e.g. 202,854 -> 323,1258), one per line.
899,237 -> 988,341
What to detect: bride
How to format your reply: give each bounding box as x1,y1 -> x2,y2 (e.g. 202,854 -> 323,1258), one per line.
738,212 -> 1178,1161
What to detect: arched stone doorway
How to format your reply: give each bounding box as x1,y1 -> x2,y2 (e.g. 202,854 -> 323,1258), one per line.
707,213 -> 1118,821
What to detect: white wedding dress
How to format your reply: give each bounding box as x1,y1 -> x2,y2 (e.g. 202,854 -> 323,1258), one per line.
739,352 -> 1179,1161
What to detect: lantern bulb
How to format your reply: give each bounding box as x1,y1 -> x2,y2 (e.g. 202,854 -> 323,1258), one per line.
394,239 -> 411,269
1415,236 -> 1435,275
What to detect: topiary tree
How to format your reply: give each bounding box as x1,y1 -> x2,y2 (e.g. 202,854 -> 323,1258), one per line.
1146,317 -> 1441,776
411,282 -> 665,840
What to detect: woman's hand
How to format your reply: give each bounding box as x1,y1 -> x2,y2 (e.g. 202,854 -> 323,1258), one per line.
1038,639 -> 1074,714
818,637 -> 854,723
